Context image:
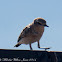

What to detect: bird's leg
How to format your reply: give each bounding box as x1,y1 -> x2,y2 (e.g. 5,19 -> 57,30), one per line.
38,41 -> 50,51
29,43 -> 33,50
38,41 -> 40,48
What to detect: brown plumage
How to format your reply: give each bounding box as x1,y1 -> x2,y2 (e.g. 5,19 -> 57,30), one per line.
14,18 -> 49,50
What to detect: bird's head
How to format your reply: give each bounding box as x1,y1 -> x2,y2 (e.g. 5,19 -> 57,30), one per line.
34,18 -> 49,27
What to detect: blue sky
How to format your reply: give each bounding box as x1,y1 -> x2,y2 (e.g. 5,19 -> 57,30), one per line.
0,0 -> 62,51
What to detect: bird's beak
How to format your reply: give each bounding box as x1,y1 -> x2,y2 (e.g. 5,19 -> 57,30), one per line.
44,24 -> 49,27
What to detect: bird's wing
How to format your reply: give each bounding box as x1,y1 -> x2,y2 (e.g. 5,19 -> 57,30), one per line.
17,26 -> 32,42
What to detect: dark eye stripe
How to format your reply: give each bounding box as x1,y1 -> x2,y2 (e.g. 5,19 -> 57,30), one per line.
37,22 -> 42,25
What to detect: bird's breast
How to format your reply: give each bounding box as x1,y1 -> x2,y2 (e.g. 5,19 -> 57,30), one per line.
34,26 -> 44,35
32,26 -> 44,41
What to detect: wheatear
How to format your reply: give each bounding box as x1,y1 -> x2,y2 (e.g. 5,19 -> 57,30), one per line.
14,18 -> 49,50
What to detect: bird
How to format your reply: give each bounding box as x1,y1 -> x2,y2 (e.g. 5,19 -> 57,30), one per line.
14,17 -> 49,50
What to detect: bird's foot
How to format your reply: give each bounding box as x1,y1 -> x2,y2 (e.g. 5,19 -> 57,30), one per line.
38,47 -> 51,51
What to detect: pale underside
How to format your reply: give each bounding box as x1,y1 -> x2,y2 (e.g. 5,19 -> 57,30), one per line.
18,35 -> 41,44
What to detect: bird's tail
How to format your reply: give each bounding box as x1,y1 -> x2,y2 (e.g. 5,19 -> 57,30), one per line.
14,43 -> 21,47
